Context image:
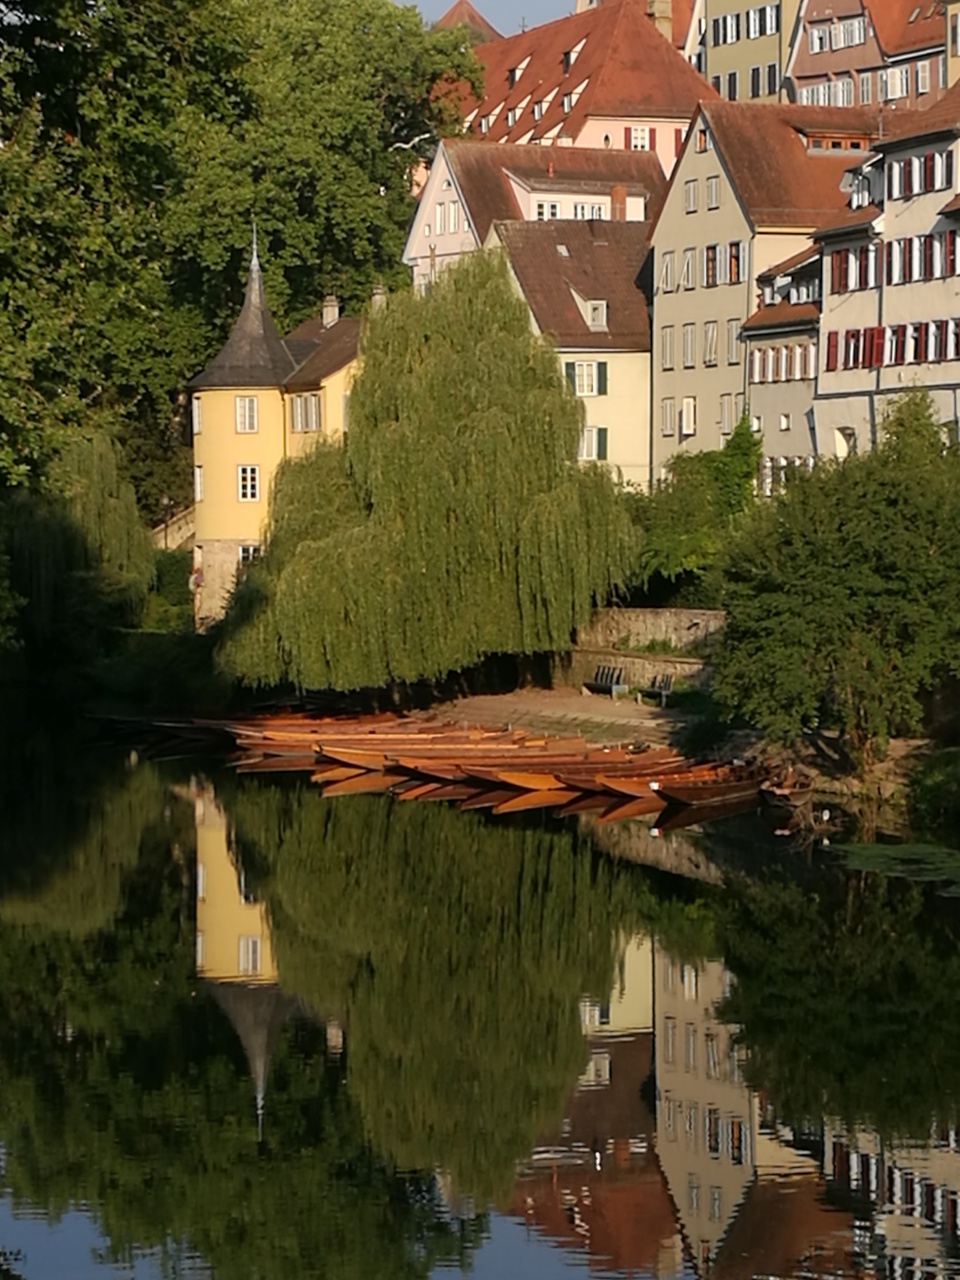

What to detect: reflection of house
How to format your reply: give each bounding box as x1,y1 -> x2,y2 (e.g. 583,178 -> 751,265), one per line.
188,244 -> 362,625
654,947 -> 757,1275
511,933 -> 685,1276
826,1125 -> 960,1269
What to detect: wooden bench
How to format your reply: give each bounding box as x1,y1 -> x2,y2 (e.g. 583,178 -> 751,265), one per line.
638,673 -> 674,708
583,664 -> 629,698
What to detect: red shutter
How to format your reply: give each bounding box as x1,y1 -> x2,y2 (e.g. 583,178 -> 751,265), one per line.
831,250 -> 844,294
675,127 -> 683,155
948,230 -> 957,276
649,127 -> 657,151
885,241 -> 894,284
624,126 -> 632,149
917,321 -> 929,362
947,150 -> 955,189
924,235 -> 935,281
894,325 -> 907,365
924,151 -> 936,192
826,331 -> 839,372
870,327 -> 885,367
858,245 -> 869,289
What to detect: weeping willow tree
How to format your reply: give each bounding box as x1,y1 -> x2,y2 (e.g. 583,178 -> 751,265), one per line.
4,427 -> 155,657
219,252 -> 630,690
227,783 -> 655,1201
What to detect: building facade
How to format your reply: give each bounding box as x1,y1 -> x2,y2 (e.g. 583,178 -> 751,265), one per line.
694,0 -> 803,102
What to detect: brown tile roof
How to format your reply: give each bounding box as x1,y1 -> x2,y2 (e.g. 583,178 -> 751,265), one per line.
698,102 -> 880,229
742,300 -> 821,332
867,0 -> 946,56
189,252 -> 296,390
757,245 -> 820,281
433,0 -> 501,44
494,218 -> 651,351
811,203 -> 882,238
465,0 -> 716,144
445,138 -> 666,243
284,316 -> 362,390
940,192 -> 960,215
878,79 -> 960,144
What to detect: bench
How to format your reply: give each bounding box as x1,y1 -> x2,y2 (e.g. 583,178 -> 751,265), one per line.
583,664 -> 629,698
638,673 -> 674,708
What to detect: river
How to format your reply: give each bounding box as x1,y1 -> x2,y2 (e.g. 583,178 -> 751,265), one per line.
1,741 -> 959,1280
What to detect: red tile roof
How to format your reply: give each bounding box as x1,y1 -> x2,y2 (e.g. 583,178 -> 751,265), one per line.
445,139 -> 667,243
494,218 -> 652,351
812,203 -> 882,239
697,102 -> 880,229
757,245 -> 820,281
742,300 -> 821,332
284,317 -> 362,389
433,0 -> 501,44
867,0 -> 945,56
464,0 -> 716,144
878,79 -> 960,143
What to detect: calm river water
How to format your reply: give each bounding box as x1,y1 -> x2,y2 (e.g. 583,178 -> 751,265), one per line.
2,742 -> 960,1280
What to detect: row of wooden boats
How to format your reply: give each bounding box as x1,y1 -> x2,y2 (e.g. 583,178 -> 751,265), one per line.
172,711 -> 776,828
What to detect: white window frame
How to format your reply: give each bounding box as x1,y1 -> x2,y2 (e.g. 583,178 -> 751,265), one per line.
575,361 -> 597,395
706,175 -> 720,209
680,396 -> 697,437
578,426 -> 599,461
237,464 -> 260,502
194,464 -> 204,502
682,323 -> 696,368
238,544 -> 261,565
449,200 -> 460,233
720,393 -> 733,435
661,250 -> 675,293
661,397 -> 676,436
238,935 -> 261,975
727,318 -> 741,364
682,248 -> 695,289
859,71 -> 871,104
291,392 -> 320,433
630,125 -> 651,151
191,395 -> 202,435
684,179 -> 698,213
917,60 -> 930,95
536,200 -> 561,220
235,395 -> 258,434
662,325 -> 675,370
780,412 -> 791,432
703,320 -> 718,366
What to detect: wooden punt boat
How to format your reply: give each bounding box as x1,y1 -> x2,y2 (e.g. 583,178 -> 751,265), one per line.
601,764 -> 722,799
418,784 -> 482,803
553,792 -> 614,817
320,771 -> 400,796
650,795 -> 758,834
393,781 -> 444,802
650,770 -> 763,807
457,788 -> 521,811
309,765 -> 366,784
759,772 -> 815,812
234,753 -> 320,773
492,789 -> 579,815
595,795 -> 665,823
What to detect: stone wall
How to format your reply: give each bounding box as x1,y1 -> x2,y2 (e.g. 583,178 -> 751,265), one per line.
575,607 -> 726,653
558,648 -> 709,691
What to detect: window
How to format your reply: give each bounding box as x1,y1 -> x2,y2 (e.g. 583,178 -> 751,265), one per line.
720,393 -> 733,435
780,412 -> 791,432
449,200 -> 460,233
705,1032 -> 721,1078
573,202 -> 604,219
727,318 -> 741,363
194,464 -> 204,502
859,71 -> 871,104
536,201 -> 560,220
661,397 -> 676,436
662,325 -> 675,370
235,395 -> 258,433
751,413 -> 762,434
197,862 -> 206,901
588,300 -> 608,330
726,70 -> 738,101
684,1021 -> 697,1070
238,935 -> 261,975
238,544 -> 261,565
629,125 -> 652,150
809,24 -> 828,53
661,250 -> 675,292
192,395 -> 202,435
704,320 -> 718,366
917,60 -> 930,95
237,464 -> 260,502
680,396 -> 697,437
750,65 -> 761,99
704,244 -> 718,287
706,175 -> 720,208
729,240 -> 742,284
695,127 -> 709,153
843,328 -> 862,369
688,1177 -> 701,1214
685,1103 -> 699,1148
710,1187 -> 723,1222
684,179 -> 698,213
706,1106 -> 722,1154
767,62 -> 778,96
532,100 -> 544,120
664,1094 -> 677,1140
565,360 -> 607,395
663,1016 -> 677,1064
578,426 -> 608,461
291,392 -> 320,432
436,201 -> 447,235
683,323 -> 696,367
682,248 -> 696,288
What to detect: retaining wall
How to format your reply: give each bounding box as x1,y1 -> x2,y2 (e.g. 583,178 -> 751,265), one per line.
575,607 -> 726,652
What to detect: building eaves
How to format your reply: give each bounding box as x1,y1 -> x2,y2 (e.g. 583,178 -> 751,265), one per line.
757,245 -> 820,281
284,317 -> 362,390
812,203 -> 882,239
741,300 -> 821,334
866,0 -> 946,57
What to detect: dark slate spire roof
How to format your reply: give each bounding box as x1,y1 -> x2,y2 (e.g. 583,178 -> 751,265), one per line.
188,242 -> 296,390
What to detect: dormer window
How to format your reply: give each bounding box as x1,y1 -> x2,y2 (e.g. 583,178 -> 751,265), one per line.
479,115 -> 490,134
507,55 -> 530,89
562,92 -> 572,112
588,300 -> 608,331
507,107 -> 517,127
562,38 -> 586,75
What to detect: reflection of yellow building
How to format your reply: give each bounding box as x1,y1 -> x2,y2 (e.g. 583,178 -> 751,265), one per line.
194,784 -> 277,985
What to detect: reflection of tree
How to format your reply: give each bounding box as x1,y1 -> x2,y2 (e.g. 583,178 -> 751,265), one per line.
0,778 -> 480,1280
229,786 -> 659,1202
717,871 -> 960,1140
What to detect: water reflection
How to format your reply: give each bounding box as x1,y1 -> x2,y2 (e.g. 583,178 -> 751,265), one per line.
2,757 -> 960,1279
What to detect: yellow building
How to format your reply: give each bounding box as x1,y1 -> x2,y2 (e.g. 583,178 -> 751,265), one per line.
188,245 -> 362,626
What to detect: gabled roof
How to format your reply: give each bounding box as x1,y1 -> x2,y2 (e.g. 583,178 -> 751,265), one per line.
697,102 -> 879,230
284,317 -> 362,390
867,0 -> 946,56
189,249 -> 297,390
495,218 -> 651,351
445,138 -> 666,243
433,0 -> 501,44
757,245 -> 820,281
465,0 -> 716,144
878,79 -> 960,145
742,300 -> 821,333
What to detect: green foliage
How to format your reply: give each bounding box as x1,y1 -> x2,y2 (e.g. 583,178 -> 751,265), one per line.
715,391 -> 960,767
907,748 -> 960,844
219,253 -> 631,691
627,415 -> 761,594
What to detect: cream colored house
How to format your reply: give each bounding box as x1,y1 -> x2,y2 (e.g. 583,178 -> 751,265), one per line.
487,217 -> 653,486
188,250 -> 361,625
813,84 -> 960,448
697,0 -> 802,102
650,99 -> 878,484
404,139 -> 664,294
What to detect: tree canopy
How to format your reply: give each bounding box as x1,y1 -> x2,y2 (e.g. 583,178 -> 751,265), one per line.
218,252 -> 631,692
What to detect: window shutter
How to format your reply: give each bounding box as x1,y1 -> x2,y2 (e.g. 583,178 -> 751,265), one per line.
624,126 -> 632,149
825,331 -> 839,371
565,362 -> 576,390
597,428 -> 608,461
597,362 -> 608,395
675,127 -> 683,155
947,149 -> 956,189
649,127 -> 657,150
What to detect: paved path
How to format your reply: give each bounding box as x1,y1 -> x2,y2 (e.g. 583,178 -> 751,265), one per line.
444,688 -> 683,747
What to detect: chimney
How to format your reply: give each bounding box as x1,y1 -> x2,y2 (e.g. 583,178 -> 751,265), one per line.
322,294 -> 339,328
371,283 -> 387,312
646,0 -> 672,41
611,184 -> 627,221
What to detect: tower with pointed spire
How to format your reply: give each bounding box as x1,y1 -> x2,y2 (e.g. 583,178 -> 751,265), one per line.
187,238 -> 364,625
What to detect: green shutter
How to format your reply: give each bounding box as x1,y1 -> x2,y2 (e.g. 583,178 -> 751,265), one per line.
565,361 -> 576,390
597,427 -> 608,461
597,362 -> 608,395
